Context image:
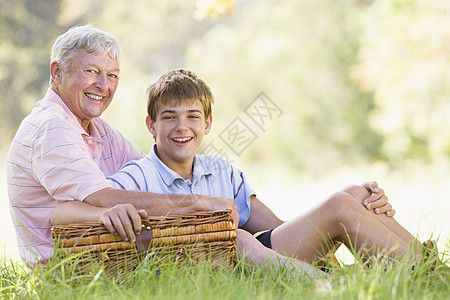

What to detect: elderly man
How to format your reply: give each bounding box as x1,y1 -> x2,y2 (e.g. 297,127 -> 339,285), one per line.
6,25 -> 236,268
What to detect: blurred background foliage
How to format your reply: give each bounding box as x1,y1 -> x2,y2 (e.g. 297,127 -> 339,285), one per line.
1,0 -> 449,175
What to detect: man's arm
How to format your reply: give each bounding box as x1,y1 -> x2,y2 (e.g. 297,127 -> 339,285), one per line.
52,187 -> 239,241
83,187 -> 238,219
51,200 -> 106,225
240,195 -> 284,234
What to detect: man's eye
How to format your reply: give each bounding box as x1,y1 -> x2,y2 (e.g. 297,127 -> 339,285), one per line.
108,73 -> 118,79
86,69 -> 97,74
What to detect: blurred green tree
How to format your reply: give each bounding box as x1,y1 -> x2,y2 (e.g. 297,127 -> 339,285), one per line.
187,0 -> 382,172
353,0 -> 450,167
0,0 -> 65,150
1,0 -> 448,173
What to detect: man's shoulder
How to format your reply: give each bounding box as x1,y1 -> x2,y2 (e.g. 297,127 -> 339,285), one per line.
12,104 -> 74,143
25,100 -> 71,128
90,117 -> 132,145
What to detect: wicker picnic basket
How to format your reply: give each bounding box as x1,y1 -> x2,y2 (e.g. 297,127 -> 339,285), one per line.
51,210 -> 236,275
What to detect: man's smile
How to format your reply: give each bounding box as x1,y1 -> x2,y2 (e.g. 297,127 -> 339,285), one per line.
85,93 -> 104,101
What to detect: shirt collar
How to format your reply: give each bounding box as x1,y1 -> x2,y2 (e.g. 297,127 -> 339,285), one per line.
192,155 -> 213,182
148,144 -> 212,186
39,88 -> 103,142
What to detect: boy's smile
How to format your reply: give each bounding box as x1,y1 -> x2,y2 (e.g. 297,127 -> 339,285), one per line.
146,99 -> 212,179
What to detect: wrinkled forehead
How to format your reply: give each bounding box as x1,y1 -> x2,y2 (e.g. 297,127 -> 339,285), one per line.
68,49 -> 119,68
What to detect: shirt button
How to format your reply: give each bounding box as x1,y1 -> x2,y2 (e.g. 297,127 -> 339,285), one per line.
87,140 -> 93,144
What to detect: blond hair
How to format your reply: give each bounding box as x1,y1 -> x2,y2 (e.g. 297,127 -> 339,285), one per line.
147,69 -> 214,120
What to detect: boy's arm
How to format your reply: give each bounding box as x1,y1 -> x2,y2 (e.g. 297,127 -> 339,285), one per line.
240,195 -> 284,234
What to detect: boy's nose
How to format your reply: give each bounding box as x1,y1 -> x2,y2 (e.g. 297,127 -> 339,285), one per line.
175,117 -> 189,131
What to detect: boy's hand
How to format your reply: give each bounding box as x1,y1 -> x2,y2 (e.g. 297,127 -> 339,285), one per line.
362,181 -> 396,217
99,204 -> 148,242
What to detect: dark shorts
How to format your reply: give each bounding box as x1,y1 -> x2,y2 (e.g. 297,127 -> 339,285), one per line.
254,229 -> 274,249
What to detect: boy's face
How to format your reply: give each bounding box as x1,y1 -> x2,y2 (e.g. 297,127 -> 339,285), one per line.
146,99 -> 212,170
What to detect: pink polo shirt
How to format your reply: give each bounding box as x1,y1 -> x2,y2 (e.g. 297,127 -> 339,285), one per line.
6,88 -> 145,267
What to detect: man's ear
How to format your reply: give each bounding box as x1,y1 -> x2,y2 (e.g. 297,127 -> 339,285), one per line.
50,61 -> 62,83
146,115 -> 157,137
204,115 -> 213,135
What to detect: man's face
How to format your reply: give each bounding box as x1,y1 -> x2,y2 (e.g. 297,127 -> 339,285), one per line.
51,49 -> 119,131
147,100 -> 212,172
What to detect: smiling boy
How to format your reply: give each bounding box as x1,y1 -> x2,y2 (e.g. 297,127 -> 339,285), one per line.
107,69 -> 253,228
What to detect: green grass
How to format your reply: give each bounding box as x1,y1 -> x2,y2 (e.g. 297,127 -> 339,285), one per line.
1,245 -> 449,300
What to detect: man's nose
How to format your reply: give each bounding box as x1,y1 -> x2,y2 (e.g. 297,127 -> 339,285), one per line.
94,73 -> 107,90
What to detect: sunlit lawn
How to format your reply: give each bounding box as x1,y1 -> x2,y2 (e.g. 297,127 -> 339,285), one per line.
0,242 -> 449,299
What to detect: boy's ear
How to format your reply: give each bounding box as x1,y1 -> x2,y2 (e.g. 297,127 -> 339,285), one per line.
50,61 -> 62,83
146,115 -> 157,137
204,115 -> 213,135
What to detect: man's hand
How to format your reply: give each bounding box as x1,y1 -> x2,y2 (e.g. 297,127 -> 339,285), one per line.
100,204 -> 148,242
195,196 -> 239,229
362,181 -> 396,217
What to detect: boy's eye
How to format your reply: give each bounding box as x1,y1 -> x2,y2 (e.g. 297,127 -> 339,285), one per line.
162,116 -> 175,120
188,114 -> 201,119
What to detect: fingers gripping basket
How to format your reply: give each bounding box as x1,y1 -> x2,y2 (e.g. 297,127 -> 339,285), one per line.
51,210 -> 236,275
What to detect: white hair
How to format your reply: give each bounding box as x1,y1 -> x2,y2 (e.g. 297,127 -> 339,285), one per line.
49,24 -> 121,84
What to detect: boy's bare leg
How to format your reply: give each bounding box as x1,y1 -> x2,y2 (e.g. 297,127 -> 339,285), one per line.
235,229 -> 326,278
343,184 -> 422,251
270,192 -> 413,264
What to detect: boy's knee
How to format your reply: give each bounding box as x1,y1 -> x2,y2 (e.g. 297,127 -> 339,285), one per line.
236,229 -> 261,250
341,184 -> 370,204
325,192 -> 361,219
235,229 -> 268,261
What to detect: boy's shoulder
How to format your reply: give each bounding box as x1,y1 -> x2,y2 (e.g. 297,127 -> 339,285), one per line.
196,154 -> 233,173
125,154 -> 152,166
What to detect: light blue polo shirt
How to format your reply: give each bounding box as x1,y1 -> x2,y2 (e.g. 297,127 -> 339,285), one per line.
107,145 -> 254,227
